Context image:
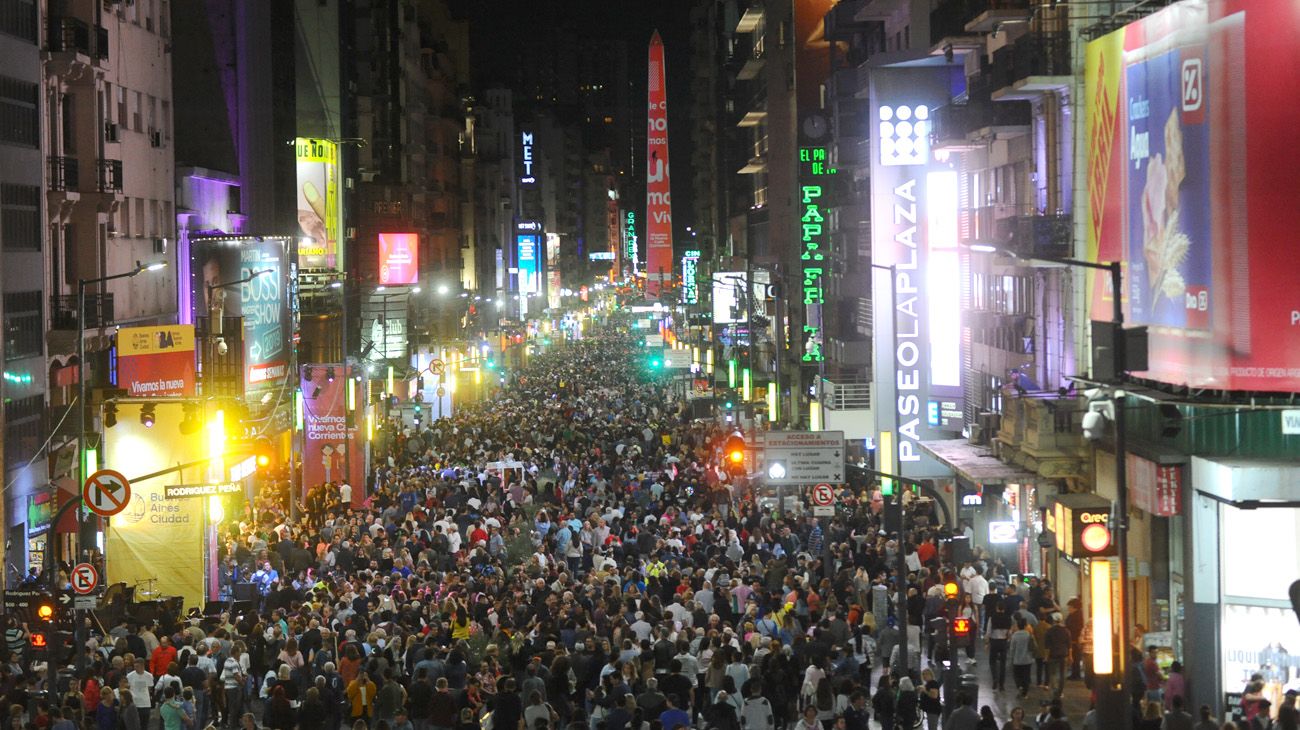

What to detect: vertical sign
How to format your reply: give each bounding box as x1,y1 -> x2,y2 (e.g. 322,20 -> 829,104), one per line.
645,31 -> 673,296
869,66 -> 966,475
295,138 -> 341,269
546,232 -> 562,309
520,131 -> 536,184
624,210 -> 639,273
301,364 -> 364,507
517,232 -> 539,294
798,146 -> 834,363
681,250 -> 700,304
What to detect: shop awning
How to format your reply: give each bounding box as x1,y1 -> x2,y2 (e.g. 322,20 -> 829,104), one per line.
919,438 -> 1041,486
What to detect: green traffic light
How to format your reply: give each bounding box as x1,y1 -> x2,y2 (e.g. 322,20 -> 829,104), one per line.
486,360 -> 497,370
724,400 -> 734,409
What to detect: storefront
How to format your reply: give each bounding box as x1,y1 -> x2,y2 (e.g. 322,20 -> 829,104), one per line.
1186,456 -> 1300,717
920,439 -> 1045,575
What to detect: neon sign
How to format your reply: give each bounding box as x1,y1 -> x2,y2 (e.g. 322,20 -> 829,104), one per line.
520,132 -> 535,184
799,146 -> 834,363
682,250 -> 700,304
623,210 -> 638,269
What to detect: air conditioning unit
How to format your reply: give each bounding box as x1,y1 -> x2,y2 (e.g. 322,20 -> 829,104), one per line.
152,237 -> 167,254
148,129 -> 163,148
104,121 -> 120,142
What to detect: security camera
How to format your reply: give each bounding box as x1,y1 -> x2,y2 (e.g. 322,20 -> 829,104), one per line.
217,338 -> 229,356
1081,409 -> 1106,440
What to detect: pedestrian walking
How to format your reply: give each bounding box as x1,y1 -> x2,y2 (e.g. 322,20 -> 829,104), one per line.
1009,618 -> 1037,699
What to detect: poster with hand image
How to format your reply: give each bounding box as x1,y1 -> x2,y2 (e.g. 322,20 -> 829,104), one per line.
295,138 -> 341,269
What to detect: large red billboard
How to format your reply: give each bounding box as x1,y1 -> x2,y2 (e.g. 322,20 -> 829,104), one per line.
301,363 -> 364,507
645,31 -> 673,297
378,232 -> 419,285
1086,0 -> 1300,391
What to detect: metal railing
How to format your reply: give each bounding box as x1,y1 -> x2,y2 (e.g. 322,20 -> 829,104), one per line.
989,32 -> 1071,90
817,375 -> 872,410
48,155 -> 79,192
97,159 -> 123,193
51,293 -> 114,330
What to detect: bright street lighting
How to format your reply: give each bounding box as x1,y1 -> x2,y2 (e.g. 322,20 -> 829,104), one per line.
438,284 -> 450,295
412,286 -> 422,294
968,243 -> 998,253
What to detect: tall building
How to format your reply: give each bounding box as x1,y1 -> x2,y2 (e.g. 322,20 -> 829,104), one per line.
40,0 -> 177,574
0,0 -> 43,575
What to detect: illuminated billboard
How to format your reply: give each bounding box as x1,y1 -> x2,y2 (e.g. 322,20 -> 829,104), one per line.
645,32 -> 673,296
295,138 -> 342,269
681,250 -> 700,305
623,209 -> 639,271
191,236 -> 291,394
869,66 -> 966,474
517,232 -> 539,294
378,232 -> 419,285
301,364 -> 364,507
546,232 -> 561,309
1085,0 -> 1300,391
116,325 -> 196,397
712,270 -> 770,325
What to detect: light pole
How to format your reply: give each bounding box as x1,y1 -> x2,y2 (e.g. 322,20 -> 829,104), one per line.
969,244 -> 1132,726
76,259 -> 164,673
869,262 -> 911,675
205,269 -> 273,393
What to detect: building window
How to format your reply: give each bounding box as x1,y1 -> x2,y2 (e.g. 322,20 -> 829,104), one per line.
0,0 -> 37,42
0,75 -> 38,147
0,183 -> 39,251
3,290 -> 42,361
4,394 -> 43,467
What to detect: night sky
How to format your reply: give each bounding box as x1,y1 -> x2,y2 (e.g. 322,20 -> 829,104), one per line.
456,0 -> 699,234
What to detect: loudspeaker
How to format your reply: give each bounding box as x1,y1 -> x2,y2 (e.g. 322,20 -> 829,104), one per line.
232,583 -> 259,602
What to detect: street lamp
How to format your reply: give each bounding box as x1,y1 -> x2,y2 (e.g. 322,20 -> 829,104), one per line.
969,244 -> 1133,723
76,260 -> 166,557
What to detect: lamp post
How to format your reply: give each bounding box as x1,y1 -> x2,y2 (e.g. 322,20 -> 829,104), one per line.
869,262 -> 911,675
75,260 -> 164,673
205,268 -> 273,393
969,244 -> 1131,727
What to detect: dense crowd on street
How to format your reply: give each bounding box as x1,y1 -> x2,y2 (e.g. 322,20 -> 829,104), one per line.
3,319 -> 1290,730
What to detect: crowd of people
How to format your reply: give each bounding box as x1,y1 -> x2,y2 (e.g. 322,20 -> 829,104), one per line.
5,320 -> 1285,730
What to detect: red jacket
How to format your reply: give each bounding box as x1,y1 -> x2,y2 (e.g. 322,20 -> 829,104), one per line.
150,644 -> 177,677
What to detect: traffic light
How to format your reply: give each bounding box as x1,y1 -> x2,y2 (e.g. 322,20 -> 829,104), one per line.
35,598 -> 54,623
723,433 -> 746,466
943,581 -> 960,600
951,617 -> 972,637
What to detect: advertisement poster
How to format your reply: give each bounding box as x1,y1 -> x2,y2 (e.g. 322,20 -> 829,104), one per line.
301,364 -> 364,506
191,237 -> 291,394
645,31 -> 673,296
378,232 -> 419,285
1086,0 -> 1300,391
116,325 -> 196,397
103,401 -> 207,609
294,138 -> 341,269
517,233 -> 539,294
546,232 -> 562,309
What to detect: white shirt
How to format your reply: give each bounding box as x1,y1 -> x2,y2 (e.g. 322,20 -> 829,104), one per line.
127,670 -> 155,708
339,483 -> 353,504
968,574 -> 990,606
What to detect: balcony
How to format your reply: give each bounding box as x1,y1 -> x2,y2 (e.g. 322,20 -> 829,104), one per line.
824,0 -> 868,41
96,159 -> 123,193
47,156 -> 79,192
815,375 -> 871,410
737,46 -> 766,81
931,98 -> 1031,149
46,15 -> 108,69
989,32 -> 1071,101
51,293 -> 114,330
996,396 -> 1089,478
1008,213 -> 1071,258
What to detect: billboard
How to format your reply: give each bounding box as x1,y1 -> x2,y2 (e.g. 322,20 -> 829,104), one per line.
623,209 -> 639,272
116,325 -> 196,397
711,270 -> 770,325
869,65 -> 966,473
546,232 -> 561,309
104,401 -> 209,610
378,232 -> 419,285
517,232 -> 540,294
301,364 -> 364,507
191,237 -> 292,394
1085,0 -> 1300,391
295,138 -> 342,269
681,250 -> 700,305
645,32 -> 673,296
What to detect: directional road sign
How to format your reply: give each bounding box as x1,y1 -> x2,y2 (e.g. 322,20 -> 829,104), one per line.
71,563 -> 99,595
761,430 -> 845,486
664,349 -> 691,369
82,469 -> 131,517
74,596 -> 98,610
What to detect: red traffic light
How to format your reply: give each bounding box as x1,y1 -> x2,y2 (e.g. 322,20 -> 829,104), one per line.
952,617 -> 972,636
30,632 -> 47,648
